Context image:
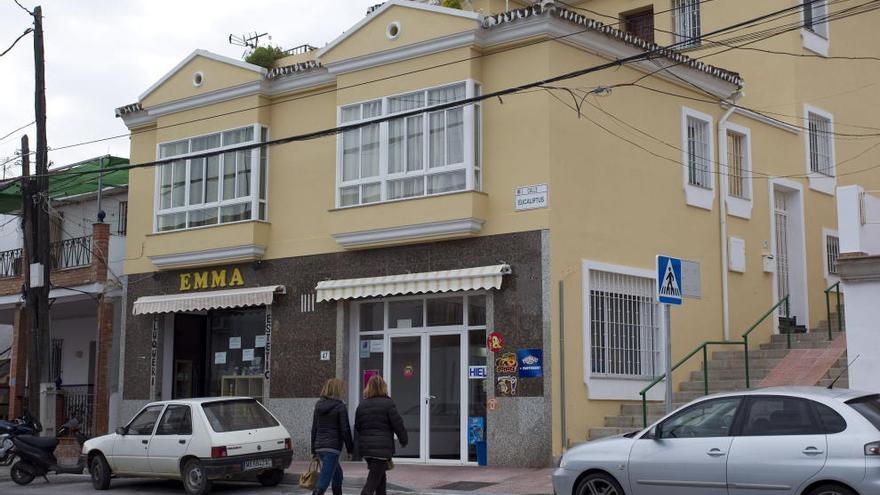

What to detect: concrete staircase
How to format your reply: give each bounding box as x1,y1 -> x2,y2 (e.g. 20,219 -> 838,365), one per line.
589,320 -> 847,441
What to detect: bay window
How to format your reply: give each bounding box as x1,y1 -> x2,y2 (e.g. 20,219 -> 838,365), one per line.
337,80 -> 482,207
155,124 -> 268,232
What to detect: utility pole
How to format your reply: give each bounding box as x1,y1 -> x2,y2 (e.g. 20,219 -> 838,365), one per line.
20,136 -> 39,414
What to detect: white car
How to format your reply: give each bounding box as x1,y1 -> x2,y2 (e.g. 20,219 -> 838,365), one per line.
81,397 -> 293,495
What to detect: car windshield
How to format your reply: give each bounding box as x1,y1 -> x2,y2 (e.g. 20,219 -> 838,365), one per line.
202,399 -> 279,432
846,394 -> 880,431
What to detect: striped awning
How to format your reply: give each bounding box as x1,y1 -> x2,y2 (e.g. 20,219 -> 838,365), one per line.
132,285 -> 286,315
315,264 -> 511,302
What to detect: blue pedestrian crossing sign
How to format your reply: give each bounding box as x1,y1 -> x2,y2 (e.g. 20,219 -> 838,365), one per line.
656,255 -> 683,305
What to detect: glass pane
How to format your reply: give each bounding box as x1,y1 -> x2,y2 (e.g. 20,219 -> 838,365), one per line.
741,397 -> 822,436
258,202 -> 266,221
427,297 -> 463,326
341,105 -> 360,123
222,153 -> 237,200
159,164 -> 172,210
359,302 -> 384,332
340,186 -> 359,207
362,100 -> 382,119
219,203 -> 251,224
430,334 -> 461,460
259,147 -> 268,200
222,126 -> 254,146
847,395 -> 880,431
236,151 -> 252,198
361,124 -> 380,178
128,405 -> 163,435
188,208 -> 219,228
156,405 -> 192,435
427,170 -> 466,195
362,183 -> 381,204
159,140 -> 188,158
389,300 -> 423,329
359,336 -> 385,396
428,83 -> 466,105
171,160 -> 186,208
202,399 -> 277,432
468,330 -> 488,462
660,398 -> 741,438
388,177 -> 424,200
468,295 -> 486,326
446,108 -> 464,164
474,104 -> 481,169
189,158 -> 204,205
407,116 -> 424,172
342,130 -> 360,181
389,119 -> 405,174
389,91 -> 425,113
207,309 -> 266,397
429,111 -> 445,168
391,336 -> 421,458
157,213 -> 186,232
204,155 -> 220,203
191,133 -> 221,152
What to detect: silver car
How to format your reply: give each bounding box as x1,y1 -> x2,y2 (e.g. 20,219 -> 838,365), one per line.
553,387 -> 880,495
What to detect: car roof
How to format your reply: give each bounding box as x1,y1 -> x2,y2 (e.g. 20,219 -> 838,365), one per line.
145,397 -> 257,406
703,386 -> 873,403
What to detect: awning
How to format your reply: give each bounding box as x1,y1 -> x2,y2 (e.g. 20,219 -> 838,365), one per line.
315,264 -> 511,302
132,285 -> 285,315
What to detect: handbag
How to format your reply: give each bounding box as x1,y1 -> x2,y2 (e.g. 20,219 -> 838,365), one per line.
386,459 -> 394,471
299,457 -> 321,489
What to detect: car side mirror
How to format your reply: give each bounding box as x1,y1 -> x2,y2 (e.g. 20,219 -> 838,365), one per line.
645,425 -> 661,440
115,426 -> 127,436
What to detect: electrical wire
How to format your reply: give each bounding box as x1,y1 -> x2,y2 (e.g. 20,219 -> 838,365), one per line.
0,28 -> 32,57
0,121 -> 35,145
12,0 -> 32,16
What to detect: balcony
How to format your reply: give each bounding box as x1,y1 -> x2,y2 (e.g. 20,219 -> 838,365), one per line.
146,220 -> 270,270
328,191 -> 489,248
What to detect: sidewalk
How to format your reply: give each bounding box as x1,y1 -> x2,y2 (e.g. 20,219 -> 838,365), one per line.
287,461 -> 554,495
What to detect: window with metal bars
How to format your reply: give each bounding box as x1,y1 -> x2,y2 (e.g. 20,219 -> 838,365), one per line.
589,270 -> 661,378
117,201 -> 128,236
621,7 -> 655,43
687,116 -> 711,188
50,339 -> 63,381
808,112 -> 834,176
826,234 -> 840,275
673,0 -> 701,47
727,131 -> 749,199
803,0 -> 829,38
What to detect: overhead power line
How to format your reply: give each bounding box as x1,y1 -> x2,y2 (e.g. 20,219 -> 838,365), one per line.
0,120 -> 35,143
0,28 -> 32,57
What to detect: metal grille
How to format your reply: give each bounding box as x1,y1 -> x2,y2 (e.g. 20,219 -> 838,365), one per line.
589,270 -> 661,378
59,384 -> 95,438
300,293 -> 316,312
622,7 -> 655,43
826,235 -> 840,275
50,235 -> 91,270
808,112 -> 833,176
117,201 -> 128,235
727,131 -> 748,199
673,0 -> 701,47
50,339 -> 63,381
0,248 -> 22,279
775,193 -> 791,311
687,116 -> 711,188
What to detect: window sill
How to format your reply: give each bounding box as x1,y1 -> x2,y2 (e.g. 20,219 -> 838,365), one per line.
808,173 -> 836,195
726,195 -> 752,219
685,183 -> 715,210
801,28 -> 829,56
586,375 -> 666,401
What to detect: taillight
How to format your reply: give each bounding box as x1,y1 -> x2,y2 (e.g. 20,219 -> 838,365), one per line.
285,438 -> 292,450
866,442 -> 880,456
211,446 -> 227,458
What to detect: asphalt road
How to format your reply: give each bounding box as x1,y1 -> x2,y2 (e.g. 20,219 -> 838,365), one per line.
0,475 -> 319,495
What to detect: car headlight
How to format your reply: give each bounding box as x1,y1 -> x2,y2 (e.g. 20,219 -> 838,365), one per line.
558,455 -> 569,469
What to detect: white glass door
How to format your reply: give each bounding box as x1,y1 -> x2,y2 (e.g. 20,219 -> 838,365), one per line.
388,335 -> 424,460
428,333 -> 462,461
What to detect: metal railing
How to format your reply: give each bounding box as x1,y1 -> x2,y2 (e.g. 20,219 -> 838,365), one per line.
50,235 -> 91,270
825,282 -> 844,341
0,248 -> 23,279
282,44 -> 316,56
59,384 -> 95,438
638,296 -> 790,428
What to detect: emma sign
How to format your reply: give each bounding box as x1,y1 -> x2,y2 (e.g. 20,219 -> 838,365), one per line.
179,268 -> 245,291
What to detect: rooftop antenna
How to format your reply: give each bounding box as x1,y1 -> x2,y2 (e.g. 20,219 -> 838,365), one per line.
828,354 -> 859,389
229,32 -> 271,57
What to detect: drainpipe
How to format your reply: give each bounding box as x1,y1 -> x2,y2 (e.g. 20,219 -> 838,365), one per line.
717,93 -> 741,340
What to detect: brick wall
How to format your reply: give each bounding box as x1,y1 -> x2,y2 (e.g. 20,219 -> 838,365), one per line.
92,298 -> 113,435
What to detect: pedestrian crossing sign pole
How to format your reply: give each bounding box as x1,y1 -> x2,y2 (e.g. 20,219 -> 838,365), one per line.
656,255 -> 683,414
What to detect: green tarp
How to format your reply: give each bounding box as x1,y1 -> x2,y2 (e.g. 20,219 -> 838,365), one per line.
0,155 -> 129,214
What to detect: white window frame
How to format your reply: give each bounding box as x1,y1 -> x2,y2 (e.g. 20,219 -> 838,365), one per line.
801,0 -> 830,56
681,107 -> 715,210
581,260 -> 665,401
803,104 -> 836,195
720,122 -> 753,219
822,228 -> 841,284
335,80 -> 481,208
672,0 -> 701,48
153,123 -> 268,233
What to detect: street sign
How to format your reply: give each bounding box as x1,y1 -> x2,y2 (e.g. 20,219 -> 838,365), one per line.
656,255 -> 683,305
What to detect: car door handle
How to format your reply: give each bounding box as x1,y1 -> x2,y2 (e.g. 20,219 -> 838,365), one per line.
179,439 -> 186,445
707,448 -> 726,457
802,447 -> 824,455
141,440 -> 148,445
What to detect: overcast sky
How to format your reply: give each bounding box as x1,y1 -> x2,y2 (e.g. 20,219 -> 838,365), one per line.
0,0 -> 378,175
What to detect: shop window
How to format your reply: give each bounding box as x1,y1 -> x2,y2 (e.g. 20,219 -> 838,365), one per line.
427,297 -> 464,326
389,299 -> 424,329
467,329 -> 488,463
621,7 -> 655,43
360,302 -> 384,332
207,308 -> 266,398
468,295 -> 486,327
155,124 -> 268,232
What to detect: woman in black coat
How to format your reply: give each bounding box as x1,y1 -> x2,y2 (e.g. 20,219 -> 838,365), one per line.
355,375 -> 407,495
310,378 -> 354,495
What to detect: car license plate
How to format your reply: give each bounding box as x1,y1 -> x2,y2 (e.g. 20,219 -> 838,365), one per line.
243,458 -> 272,471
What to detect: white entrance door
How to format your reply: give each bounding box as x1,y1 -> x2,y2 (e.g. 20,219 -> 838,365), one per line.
775,192 -> 791,311
387,332 -> 465,463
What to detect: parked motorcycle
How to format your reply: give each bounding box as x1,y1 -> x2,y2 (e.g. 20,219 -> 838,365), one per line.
0,411 -> 41,466
8,416 -> 86,485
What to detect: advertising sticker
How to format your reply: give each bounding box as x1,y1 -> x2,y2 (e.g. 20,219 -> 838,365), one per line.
517,349 -> 543,378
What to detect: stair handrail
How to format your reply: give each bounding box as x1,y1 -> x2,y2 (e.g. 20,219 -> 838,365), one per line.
741,295 -> 790,389
824,282 -> 843,341
637,295 -> 790,428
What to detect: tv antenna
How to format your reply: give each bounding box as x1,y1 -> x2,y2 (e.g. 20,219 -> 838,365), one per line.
229,32 -> 271,56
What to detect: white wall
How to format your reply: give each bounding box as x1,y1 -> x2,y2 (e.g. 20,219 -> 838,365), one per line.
0,214 -> 22,252
842,280 -> 880,393
52,316 -> 97,386
838,185 -> 880,256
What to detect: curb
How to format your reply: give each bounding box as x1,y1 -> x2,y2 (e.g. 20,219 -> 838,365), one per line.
283,473 -> 413,492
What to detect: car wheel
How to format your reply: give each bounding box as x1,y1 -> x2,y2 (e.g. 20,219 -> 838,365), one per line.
90,454 -> 112,490
182,459 -> 213,495
575,472 -> 625,495
257,468 -> 284,487
806,484 -> 856,495
10,461 -> 36,486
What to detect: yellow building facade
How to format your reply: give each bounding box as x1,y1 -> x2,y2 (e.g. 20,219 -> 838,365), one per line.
115,0 -> 880,466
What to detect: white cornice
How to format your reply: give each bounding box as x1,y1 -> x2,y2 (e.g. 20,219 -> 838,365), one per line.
333,218 -> 484,248
727,106 -> 801,135
148,80 -> 265,118
324,31 -> 478,75
139,49 -> 267,102
149,244 -> 267,270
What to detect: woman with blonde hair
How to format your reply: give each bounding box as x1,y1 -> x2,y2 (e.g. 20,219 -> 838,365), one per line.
354,375 -> 407,495
310,378 -> 354,495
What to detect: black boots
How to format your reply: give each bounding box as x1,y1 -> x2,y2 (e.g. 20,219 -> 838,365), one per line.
332,486 -> 343,495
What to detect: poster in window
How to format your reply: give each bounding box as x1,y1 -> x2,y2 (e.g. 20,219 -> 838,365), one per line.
229,337 -> 241,349
242,349 -> 254,362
